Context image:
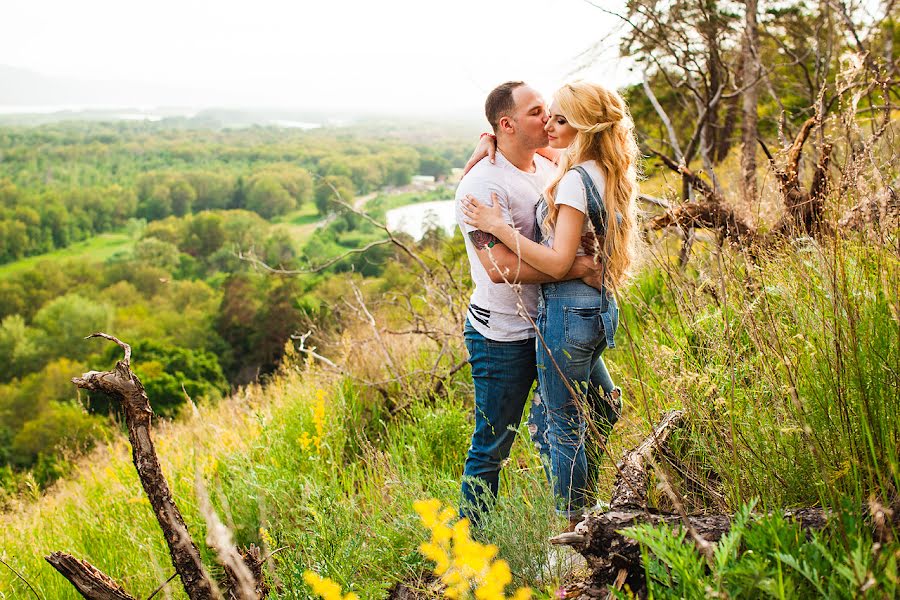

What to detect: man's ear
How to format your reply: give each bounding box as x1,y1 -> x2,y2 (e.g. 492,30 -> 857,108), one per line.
498,115 -> 515,134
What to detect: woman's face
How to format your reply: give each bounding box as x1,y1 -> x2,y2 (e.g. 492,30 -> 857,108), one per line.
544,101 -> 577,149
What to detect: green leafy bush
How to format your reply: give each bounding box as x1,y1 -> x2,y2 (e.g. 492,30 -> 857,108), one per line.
615,501 -> 899,599
89,340 -> 228,418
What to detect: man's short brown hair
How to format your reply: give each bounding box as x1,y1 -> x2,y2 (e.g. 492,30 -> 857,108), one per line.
485,81 -> 525,133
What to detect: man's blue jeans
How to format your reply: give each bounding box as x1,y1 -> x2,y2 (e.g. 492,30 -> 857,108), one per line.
460,319 -> 536,524
529,280 -> 621,518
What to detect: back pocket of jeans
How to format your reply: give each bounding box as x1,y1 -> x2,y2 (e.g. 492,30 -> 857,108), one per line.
564,306 -> 603,352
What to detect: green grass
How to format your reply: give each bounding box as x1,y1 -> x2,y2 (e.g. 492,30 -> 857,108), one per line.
0,361 -> 572,599
616,237 -> 900,512
0,233 -> 134,279
275,202 -> 324,242
278,202 -> 320,227
0,234 -> 896,599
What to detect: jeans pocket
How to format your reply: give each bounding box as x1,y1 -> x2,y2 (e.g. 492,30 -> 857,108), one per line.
564,306 -> 604,352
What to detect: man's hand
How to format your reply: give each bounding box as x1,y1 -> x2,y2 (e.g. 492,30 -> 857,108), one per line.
570,255 -> 605,291
581,269 -> 605,291
580,233 -> 605,262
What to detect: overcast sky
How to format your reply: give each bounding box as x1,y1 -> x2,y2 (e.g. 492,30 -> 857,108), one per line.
1,0 -> 634,113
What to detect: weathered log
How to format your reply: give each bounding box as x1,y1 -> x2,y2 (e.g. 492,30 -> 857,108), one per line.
553,507 -> 830,598
64,333 -> 218,600
610,410 -> 685,510
647,201 -> 756,245
551,410 -> 833,598
44,552 -> 137,600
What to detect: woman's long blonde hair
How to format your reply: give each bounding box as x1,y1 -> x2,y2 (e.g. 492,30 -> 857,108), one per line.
544,81 -> 640,289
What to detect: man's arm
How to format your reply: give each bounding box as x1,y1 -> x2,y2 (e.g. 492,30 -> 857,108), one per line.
468,231 -> 599,284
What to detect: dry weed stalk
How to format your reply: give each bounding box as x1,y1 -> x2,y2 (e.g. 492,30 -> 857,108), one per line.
195,475 -> 263,600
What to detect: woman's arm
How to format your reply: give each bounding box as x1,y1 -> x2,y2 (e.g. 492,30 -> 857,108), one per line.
461,192 -> 584,280
462,134 -> 497,175
462,136 -> 560,176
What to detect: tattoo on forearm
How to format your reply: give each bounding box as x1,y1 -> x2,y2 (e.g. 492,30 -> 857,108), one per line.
469,230 -> 500,250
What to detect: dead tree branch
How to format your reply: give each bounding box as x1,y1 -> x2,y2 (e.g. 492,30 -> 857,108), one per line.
551,411 -> 832,598
758,117 -> 834,237
44,553 -> 137,600
62,333 -> 219,600
645,147 -> 757,244
610,410 -> 686,509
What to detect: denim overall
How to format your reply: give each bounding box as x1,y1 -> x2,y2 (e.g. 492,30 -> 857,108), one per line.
528,165 -> 622,518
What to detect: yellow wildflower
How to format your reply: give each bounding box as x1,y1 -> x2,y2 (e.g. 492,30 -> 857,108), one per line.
303,571 -> 358,600
413,498 -> 532,599
259,527 -> 275,548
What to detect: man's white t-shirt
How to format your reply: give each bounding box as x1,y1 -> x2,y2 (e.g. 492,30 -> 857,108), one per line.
536,160 -> 606,252
455,151 -> 557,341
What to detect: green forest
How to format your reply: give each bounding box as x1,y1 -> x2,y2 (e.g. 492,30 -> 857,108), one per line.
1,1 -> 898,599
0,121 -> 473,488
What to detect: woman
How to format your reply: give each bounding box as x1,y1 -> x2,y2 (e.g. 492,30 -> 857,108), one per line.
461,81 -> 639,527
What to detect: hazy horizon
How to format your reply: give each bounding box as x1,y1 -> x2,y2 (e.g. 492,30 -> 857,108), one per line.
1,0 -> 633,115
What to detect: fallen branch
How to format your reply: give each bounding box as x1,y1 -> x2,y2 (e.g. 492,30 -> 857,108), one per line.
647,200 -> 756,245
553,507 -> 830,598
44,553 -> 136,600
644,147 -> 757,247
610,410 -> 685,509
551,410 -> 832,598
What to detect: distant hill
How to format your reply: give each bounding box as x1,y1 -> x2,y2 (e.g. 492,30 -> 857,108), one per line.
0,65 -> 482,129
0,65 -> 331,127
0,65 -> 182,107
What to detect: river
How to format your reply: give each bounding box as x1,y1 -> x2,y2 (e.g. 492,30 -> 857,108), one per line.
385,200 -> 458,240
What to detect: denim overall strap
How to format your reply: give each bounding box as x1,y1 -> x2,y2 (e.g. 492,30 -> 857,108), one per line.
570,165 -> 615,349
600,296 -> 616,349
571,165 -> 607,237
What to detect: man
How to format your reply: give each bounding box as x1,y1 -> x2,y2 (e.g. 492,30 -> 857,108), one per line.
455,81 -> 603,523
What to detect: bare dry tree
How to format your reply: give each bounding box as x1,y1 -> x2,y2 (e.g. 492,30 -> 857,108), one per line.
48,334 -> 266,600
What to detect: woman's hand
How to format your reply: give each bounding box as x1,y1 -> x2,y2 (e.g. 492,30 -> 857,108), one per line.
461,134 -> 497,176
461,193 -> 506,235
